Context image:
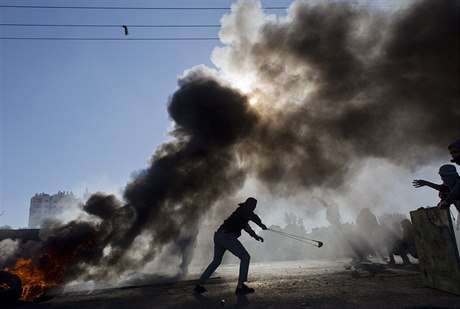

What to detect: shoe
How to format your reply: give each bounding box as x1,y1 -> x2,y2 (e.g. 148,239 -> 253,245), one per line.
235,284 -> 255,295
402,256 -> 411,266
194,284 -> 207,293
387,257 -> 396,265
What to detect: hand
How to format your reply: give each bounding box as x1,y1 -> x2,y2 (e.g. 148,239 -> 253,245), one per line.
256,235 -> 264,242
261,224 -> 268,230
412,180 -> 427,188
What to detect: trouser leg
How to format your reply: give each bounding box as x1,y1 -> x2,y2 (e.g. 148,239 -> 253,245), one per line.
224,236 -> 251,285
199,233 -> 226,285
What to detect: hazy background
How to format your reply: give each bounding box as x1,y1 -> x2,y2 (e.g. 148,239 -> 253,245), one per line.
1,0 -> 457,233
1,0 -> 459,288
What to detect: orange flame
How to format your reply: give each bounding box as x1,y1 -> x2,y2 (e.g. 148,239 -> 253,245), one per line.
3,258 -> 53,301
2,235 -> 95,302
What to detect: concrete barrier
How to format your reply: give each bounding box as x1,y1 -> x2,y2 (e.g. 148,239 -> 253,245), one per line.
410,207 -> 460,295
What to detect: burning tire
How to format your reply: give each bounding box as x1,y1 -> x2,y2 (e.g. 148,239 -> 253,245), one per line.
0,270 -> 22,305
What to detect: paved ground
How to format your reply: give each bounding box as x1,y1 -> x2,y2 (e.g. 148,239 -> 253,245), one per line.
3,259 -> 460,309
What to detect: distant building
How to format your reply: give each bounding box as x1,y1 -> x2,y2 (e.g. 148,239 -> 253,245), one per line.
28,191 -> 79,228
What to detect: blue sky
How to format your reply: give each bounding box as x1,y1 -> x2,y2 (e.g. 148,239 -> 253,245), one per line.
1,0 -> 453,230
0,1 -> 296,228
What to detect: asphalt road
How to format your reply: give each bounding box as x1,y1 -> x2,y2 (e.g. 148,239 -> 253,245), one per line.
3,259 -> 460,309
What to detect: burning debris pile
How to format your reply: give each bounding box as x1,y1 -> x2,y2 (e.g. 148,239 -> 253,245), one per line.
3,258 -> 49,302
1,0 -> 459,302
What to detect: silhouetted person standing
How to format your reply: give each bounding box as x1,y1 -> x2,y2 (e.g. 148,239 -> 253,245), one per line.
412,164 -> 459,206
194,197 -> 267,295
438,139 -> 460,209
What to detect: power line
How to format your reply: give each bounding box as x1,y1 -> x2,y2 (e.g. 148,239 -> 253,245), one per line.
0,23 -> 221,28
0,5 -> 287,10
0,37 -> 220,41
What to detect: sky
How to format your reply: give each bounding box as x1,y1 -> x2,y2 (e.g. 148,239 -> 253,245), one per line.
0,0 -> 244,228
1,0 -> 459,230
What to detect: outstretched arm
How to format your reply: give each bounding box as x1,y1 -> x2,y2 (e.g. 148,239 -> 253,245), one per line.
313,196 -> 329,208
412,180 -> 445,191
243,224 -> 264,242
249,213 -> 268,230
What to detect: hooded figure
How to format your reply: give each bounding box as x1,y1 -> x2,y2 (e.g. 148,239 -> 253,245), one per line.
413,163 -> 460,211
436,140 -> 460,209
439,164 -> 460,190
438,163 -> 460,211
413,165 -> 455,201
194,197 -> 267,295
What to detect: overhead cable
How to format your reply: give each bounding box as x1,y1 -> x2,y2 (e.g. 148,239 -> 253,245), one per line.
0,23 -> 220,28
0,37 -> 220,41
0,5 -> 287,10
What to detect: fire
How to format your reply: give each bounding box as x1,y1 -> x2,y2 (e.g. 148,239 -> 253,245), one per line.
1,236 -> 94,302
3,257 -> 54,301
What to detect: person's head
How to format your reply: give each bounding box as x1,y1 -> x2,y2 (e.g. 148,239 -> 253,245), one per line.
238,197 -> 257,211
448,139 -> 460,165
438,164 -> 459,188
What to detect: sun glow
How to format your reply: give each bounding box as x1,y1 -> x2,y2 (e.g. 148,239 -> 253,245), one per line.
222,72 -> 263,107
230,75 -> 254,94
249,96 -> 258,105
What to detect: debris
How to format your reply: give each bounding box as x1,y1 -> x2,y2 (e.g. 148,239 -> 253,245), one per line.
0,271 -> 22,305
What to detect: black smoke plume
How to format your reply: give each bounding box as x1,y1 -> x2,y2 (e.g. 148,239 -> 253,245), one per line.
229,0 -> 459,195
3,0 -> 459,284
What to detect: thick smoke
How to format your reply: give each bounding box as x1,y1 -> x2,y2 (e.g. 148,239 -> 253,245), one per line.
3,68 -> 261,284
214,0 -> 459,196
3,0 -> 459,285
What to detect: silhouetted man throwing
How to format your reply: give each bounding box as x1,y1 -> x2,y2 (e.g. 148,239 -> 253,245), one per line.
194,197 -> 267,295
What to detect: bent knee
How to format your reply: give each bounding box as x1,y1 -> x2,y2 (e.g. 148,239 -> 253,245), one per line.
240,252 -> 250,262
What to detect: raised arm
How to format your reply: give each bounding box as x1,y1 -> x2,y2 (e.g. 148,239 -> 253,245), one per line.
412,179 -> 446,191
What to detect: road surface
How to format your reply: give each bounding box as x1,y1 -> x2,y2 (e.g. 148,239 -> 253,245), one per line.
4,259 -> 460,309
